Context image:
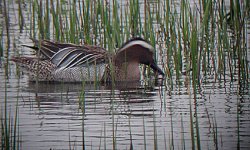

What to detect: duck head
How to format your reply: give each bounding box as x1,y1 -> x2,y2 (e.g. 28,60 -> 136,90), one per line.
112,38 -> 164,81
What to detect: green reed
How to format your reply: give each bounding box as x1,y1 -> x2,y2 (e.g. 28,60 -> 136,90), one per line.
212,111 -> 218,149
110,94 -> 116,150
37,0 -> 45,39
104,122 -> 107,150
69,0 -> 78,43
79,81 -> 86,150
42,0 -> 50,39
128,115 -> 133,150
181,114 -> 186,150
50,0 -> 60,41
31,1 -> 36,38
18,0 -> 24,32
1,69 -> 20,150
168,100 -> 174,150
189,99 -> 195,150
237,96 -> 240,149
145,1 -> 156,47
195,103 -> 201,150
3,0 -> 10,50
31,0 -> 248,86
0,29 -> 3,58
129,0 -> 140,37
153,107 -> 158,150
1,0 -> 249,149
2,0 -> 10,76
7,0 -> 248,88
142,109 -> 147,150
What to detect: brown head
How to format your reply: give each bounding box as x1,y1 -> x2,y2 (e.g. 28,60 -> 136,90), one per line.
112,38 -> 164,81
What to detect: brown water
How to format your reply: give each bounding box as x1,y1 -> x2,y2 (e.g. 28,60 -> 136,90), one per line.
0,0 -> 250,150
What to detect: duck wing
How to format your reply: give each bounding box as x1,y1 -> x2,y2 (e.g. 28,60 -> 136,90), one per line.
23,40 -> 108,68
50,45 -> 108,69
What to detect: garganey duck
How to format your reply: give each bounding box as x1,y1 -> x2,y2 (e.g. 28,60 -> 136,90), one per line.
11,38 -> 164,83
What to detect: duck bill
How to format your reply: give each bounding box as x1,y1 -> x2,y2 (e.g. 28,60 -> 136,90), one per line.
150,63 -> 165,76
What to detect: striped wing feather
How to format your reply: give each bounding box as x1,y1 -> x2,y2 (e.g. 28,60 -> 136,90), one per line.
42,42 -> 108,69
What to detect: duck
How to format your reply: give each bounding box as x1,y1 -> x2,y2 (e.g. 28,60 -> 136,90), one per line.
11,37 -> 165,83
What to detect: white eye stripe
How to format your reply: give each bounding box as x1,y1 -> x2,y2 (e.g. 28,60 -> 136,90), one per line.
119,40 -> 154,53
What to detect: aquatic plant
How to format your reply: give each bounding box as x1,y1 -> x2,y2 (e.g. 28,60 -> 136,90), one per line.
0,0 -> 249,149
1,70 -> 20,150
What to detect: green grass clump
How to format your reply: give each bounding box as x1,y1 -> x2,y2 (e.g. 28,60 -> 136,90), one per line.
26,0 -> 249,88
1,0 -> 248,89
1,75 -> 20,150
0,29 -> 3,58
0,0 -> 249,149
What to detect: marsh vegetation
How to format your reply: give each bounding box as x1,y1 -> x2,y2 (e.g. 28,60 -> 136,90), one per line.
0,0 -> 249,149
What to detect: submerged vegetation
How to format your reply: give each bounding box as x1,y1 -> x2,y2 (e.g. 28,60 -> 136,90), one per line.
0,0 -> 249,149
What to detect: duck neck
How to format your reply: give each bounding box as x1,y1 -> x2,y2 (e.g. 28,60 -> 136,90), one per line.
115,61 -> 141,81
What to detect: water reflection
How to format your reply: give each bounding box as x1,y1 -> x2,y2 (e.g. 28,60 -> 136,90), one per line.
13,80 -> 164,149
26,78 -> 163,92
25,81 -> 161,115
1,62 -> 249,149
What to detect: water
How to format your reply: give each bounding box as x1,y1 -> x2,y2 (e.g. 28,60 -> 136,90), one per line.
2,70 -> 249,149
0,0 -> 250,150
